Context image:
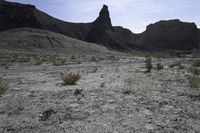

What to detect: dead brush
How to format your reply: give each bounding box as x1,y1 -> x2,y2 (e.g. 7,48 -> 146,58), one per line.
145,56 -> 153,72
61,72 -> 81,85
0,81 -> 8,95
188,75 -> 200,88
123,77 -> 134,94
192,60 -> 200,67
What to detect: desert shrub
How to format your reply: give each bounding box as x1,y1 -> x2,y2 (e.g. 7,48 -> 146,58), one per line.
188,75 -> 200,88
53,59 -> 66,66
145,57 -> 152,72
137,83 -> 156,96
156,63 -> 164,70
192,60 -> 200,67
169,62 -> 184,69
61,72 -> 81,85
123,77 -> 134,94
190,67 -> 200,75
0,82 -> 8,95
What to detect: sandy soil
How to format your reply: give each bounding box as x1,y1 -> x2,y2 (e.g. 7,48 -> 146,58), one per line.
0,56 -> 200,133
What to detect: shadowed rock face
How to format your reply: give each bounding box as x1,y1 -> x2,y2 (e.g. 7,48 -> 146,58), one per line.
93,5 -> 112,31
0,1 -> 40,29
143,19 -> 199,50
0,0 -> 92,41
86,5 -> 113,43
0,0 -> 200,51
85,5 -> 137,51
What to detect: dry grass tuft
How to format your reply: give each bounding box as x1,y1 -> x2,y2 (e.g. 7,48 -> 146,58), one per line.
169,62 -> 184,69
188,75 -> 200,88
61,72 -> 81,85
192,60 -> 200,67
0,82 -> 8,95
145,57 -> 153,72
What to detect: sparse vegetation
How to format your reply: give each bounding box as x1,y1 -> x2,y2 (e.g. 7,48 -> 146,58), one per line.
145,57 -> 153,72
188,75 -> 200,88
61,72 -> 81,85
192,60 -> 200,67
190,67 -> 200,75
123,77 -> 134,94
169,62 -> 184,69
0,82 -> 8,95
52,59 -> 66,66
138,84 -> 155,96
156,63 -> 164,70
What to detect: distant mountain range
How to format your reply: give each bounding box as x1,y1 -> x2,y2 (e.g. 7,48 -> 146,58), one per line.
0,0 -> 199,52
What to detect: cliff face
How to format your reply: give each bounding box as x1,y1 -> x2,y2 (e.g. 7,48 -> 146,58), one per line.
0,0 -> 199,51
86,5 -> 137,51
0,1 -> 137,51
0,0 -> 91,40
143,19 -> 199,50
86,5 -> 113,43
0,1 -> 40,29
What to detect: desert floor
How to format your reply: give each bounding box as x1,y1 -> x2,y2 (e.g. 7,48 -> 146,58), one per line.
0,55 -> 200,133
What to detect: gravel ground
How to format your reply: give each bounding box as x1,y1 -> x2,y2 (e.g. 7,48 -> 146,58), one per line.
0,56 -> 200,133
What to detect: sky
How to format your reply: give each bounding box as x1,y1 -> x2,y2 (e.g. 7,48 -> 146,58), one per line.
8,0 -> 200,33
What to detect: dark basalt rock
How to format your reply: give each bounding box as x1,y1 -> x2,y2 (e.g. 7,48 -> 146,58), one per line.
143,19 -> 199,50
0,0 -> 39,30
0,0 -> 91,41
93,5 -> 112,31
86,5 -> 113,43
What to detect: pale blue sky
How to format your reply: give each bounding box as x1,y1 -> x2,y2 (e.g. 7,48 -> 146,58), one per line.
8,0 -> 200,33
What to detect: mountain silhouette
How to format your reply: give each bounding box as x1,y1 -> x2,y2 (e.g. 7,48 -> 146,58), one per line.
0,0 -> 199,51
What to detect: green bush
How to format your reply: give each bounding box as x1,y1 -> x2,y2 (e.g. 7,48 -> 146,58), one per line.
61,72 -> 81,85
145,57 -> 152,72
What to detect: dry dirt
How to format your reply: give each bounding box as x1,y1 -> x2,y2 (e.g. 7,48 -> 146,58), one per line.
0,55 -> 200,133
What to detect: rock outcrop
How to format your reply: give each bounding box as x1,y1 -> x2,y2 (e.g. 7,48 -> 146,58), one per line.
86,5 -> 113,43
0,0 -> 91,40
142,19 -> 199,50
0,28 -> 114,55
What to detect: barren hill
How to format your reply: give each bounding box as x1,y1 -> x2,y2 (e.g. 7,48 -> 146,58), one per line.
0,28 -> 116,55
0,0 -> 200,51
